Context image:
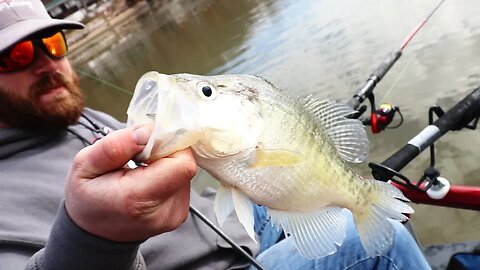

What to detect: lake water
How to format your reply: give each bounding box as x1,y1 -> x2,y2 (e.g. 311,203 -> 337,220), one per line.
70,0 -> 480,247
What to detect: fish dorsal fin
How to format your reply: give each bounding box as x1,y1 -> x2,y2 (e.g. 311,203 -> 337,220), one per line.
301,96 -> 369,163
250,149 -> 302,168
268,206 -> 347,259
231,188 -> 257,243
214,184 -> 235,226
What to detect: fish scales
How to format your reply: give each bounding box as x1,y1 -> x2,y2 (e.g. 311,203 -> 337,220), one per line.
250,89 -> 361,211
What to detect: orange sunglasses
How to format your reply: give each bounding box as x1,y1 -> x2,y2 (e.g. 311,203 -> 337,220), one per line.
0,31 -> 68,74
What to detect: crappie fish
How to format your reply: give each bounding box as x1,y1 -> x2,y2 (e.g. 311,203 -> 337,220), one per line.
126,71 -> 413,259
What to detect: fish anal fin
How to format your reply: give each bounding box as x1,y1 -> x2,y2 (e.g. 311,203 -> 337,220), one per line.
268,206 -> 347,259
250,149 -> 302,168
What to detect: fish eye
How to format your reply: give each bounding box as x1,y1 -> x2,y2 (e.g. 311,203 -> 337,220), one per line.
202,86 -> 212,97
196,82 -> 217,100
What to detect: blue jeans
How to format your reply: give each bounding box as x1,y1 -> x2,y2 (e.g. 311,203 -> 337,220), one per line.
249,205 -> 431,270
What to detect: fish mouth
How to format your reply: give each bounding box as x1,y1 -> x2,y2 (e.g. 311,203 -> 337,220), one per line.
127,71 -> 200,161
155,128 -> 201,157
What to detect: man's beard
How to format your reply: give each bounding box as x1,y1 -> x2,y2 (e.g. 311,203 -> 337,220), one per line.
0,70 -> 84,130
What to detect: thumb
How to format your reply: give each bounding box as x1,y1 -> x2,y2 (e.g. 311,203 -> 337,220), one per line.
74,125 -> 152,179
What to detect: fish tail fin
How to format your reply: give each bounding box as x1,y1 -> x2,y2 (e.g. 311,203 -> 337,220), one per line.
352,180 -> 414,257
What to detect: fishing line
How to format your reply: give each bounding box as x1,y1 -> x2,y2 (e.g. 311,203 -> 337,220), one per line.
381,0 -> 447,102
76,68 -> 133,96
380,54 -> 415,102
348,0 -> 448,111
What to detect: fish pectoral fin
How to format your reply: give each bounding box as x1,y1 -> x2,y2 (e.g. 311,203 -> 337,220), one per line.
232,188 -> 257,243
250,149 -> 302,168
268,206 -> 347,259
214,184 -> 235,226
214,185 -> 256,244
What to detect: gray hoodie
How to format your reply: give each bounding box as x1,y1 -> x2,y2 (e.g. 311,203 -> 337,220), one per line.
0,108 -> 258,270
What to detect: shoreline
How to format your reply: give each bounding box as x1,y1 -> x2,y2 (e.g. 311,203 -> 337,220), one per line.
67,0 -> 214,66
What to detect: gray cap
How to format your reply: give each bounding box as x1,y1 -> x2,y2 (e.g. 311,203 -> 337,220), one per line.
0,0 -> 84,53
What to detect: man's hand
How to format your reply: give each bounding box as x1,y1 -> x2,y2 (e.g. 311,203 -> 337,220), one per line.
64,125 -> 197,242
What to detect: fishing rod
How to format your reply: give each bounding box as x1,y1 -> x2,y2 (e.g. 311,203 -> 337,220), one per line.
369,86 -> 480,210
189,206 -> 267,270
344,0 -> 480,210
348,0 -> 447,134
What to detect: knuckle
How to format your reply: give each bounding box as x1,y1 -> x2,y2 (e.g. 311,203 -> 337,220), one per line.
183,161 -> 198,180
100,138 -> 123,164
176,153 -> 198,179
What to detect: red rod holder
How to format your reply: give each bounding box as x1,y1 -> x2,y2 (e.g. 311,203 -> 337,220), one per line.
393,182 -> 480,211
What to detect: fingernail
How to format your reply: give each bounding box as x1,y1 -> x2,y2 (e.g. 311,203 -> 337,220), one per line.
132,125 -> 152,145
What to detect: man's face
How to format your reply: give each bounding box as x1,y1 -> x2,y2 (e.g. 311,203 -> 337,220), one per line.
0,46 -> 84,130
